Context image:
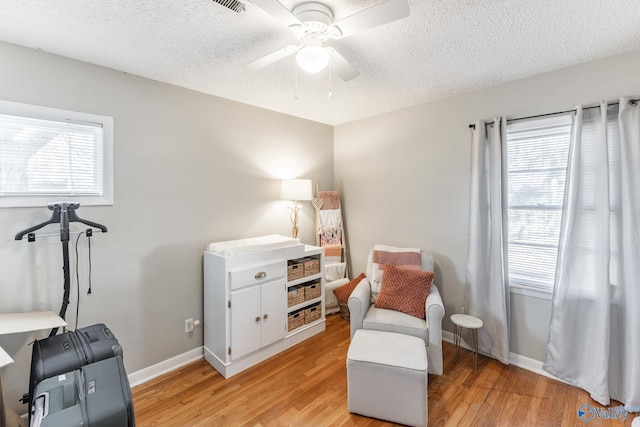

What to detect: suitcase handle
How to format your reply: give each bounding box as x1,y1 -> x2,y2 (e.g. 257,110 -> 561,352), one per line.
32,393 -> 47,427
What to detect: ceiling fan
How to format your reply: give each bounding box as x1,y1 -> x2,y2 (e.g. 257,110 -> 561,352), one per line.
247,0 -> 410,81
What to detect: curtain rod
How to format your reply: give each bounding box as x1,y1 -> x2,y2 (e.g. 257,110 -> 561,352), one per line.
468,98 -> 639,129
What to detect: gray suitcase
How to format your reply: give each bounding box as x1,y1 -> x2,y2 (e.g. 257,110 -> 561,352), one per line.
29,323 -> 123,413
30,355 -> 135,427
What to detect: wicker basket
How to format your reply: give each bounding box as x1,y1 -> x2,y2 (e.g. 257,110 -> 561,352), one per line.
303,257 -> 320,277
287,286 -> 304,307
288,310 -> 304,332
304,304 -> 321,324
338,301 -> 350,321
287,260 -> 304,281
303,281 -> 321,301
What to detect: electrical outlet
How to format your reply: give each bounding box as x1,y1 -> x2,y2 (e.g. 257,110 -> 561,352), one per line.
185,318 -> 194,333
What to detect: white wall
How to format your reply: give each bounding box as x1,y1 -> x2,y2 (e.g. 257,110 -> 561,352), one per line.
0,41 -> 334,413
335,49 -> 640,362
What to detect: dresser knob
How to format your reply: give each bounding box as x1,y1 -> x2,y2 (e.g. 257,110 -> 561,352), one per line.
255,317 -> 261,322
263,314 -> 269,320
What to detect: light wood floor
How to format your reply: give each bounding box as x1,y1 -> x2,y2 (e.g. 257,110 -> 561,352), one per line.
132,314 -> 635,426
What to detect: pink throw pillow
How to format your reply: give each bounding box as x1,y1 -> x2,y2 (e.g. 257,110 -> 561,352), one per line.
374,263 -> 434,319
333,273 -> 366,304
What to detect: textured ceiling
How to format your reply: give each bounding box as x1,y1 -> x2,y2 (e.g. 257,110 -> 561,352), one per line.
0,0 -> 639,125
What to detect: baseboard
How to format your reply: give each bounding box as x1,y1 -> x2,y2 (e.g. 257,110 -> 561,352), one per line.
128,346 -> 204,387
129,335 -> 565,389
442,331 -> 567,384
442,330 -> 456,345
507,352 -> 569,384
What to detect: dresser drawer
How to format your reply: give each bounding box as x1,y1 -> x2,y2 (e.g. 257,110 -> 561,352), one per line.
229,261 -> 285,290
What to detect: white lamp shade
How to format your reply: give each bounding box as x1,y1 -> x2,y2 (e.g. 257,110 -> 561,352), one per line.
296,45 -> 330,73
281,179 -> 313,201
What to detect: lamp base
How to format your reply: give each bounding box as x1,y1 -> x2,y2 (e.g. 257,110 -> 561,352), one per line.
289,202 -> 301,239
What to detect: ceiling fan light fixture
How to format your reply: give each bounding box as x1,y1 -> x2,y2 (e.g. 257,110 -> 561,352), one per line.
296,45 -> 330,73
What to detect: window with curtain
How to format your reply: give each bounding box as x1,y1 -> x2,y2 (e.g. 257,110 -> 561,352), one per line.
573,106 -> 623,290
506,114 -> 572,295
0,100 -> 113,207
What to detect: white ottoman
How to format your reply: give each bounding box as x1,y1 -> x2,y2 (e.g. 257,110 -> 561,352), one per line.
347,329 -> 428,426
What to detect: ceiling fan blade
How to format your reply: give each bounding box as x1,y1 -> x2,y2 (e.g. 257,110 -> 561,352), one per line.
331,0 -> 410,39
247,45 -> 300,69
250,0 -> 302,28
327,48 -> 360,81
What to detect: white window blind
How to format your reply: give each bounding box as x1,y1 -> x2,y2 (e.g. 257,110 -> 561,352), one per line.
506,115 -> 572,294
0,100 -> 112,207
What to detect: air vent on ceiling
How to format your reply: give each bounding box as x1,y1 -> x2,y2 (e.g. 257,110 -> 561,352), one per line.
212,0 -> 246,13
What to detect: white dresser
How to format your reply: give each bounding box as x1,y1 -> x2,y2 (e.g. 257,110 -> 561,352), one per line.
203,235 -> 325,378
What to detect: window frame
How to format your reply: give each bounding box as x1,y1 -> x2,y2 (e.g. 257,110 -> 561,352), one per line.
0,100 -> 113,208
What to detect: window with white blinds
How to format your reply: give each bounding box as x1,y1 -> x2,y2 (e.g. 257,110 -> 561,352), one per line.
0,100 -> 112,207
506,114 -> 572,294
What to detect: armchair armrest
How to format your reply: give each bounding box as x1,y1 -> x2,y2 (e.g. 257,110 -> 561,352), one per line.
348,278 -> 371,339
425,283 -> 445,375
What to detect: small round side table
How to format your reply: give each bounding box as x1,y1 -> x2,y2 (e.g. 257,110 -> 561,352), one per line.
450,314 -> 483,369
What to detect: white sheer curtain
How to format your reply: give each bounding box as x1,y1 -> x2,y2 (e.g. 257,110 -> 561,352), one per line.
466,118 -> 510,364
544,98 -> 640,406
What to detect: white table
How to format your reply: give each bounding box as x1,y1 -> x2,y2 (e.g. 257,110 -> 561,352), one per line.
450,313 -> 483,370
0,347 -> 15,427
0,311 -> 66,427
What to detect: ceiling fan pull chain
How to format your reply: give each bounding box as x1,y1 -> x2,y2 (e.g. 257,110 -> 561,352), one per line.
328,67 -> 333,99
294,61 -> 299,100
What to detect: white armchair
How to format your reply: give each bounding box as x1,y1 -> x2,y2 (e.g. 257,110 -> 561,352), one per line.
348,250 -> 445,375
